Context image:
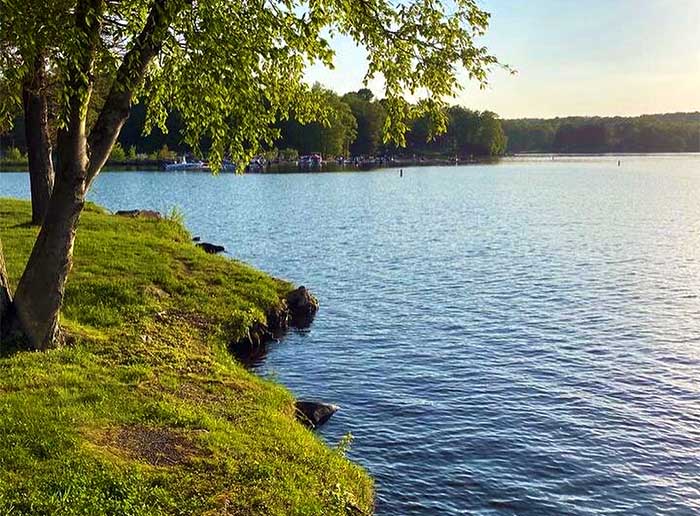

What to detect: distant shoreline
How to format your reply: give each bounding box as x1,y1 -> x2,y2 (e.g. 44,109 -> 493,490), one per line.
508,151 -> 700,157
2,151 -> 698,174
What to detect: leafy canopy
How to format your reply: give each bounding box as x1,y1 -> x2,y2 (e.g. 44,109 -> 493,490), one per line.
0,0 -> 501,169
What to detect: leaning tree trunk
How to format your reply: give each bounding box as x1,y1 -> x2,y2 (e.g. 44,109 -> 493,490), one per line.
23,54 -> 55,226
8,0 -> 101,350
12,178 -> 84,349
11,124 -> 88,350
9,0 -> 178,350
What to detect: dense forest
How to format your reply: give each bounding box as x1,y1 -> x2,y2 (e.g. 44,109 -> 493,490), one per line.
1,89 -> 697,161
0,87 -> 507,161
503,113 -> 699,153
115,86 -> 509,160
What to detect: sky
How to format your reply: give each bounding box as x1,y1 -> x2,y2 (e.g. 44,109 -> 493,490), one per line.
305,0 -> 700,119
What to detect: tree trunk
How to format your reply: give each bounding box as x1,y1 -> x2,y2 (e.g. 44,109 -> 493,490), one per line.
12,166 -> 86,349
0,239 -> 12,340
8,0 -> 177,350
7,0 -> 100,350
12,88 -> 89,349
23,55 -> 55,226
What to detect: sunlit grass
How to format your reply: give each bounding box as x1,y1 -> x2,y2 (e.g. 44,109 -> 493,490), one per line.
0,198 -> 373,515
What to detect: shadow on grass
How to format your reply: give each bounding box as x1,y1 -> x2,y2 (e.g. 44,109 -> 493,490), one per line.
0,335 -> 26,358
9,220 -> 37,229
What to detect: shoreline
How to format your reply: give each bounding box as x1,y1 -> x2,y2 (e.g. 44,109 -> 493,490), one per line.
0,198 -> 373,514
2,151 -> 698,174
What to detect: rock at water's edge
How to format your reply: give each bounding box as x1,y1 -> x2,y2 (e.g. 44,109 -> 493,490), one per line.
266,302 -> 289,337
233,303 -> 289,351
229,286 -> 317,363
115,209 -> 162,220
286,286 -> 319,328
295,401 -> 338,429
197,242 -> 225,254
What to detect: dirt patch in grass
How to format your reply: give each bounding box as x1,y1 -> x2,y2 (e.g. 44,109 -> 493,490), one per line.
94,425 -> 206,466
161,380 -> 232,406
155,309 -> 213,331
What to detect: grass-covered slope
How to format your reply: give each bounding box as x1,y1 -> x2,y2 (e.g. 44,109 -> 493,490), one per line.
0,198 -> 372,516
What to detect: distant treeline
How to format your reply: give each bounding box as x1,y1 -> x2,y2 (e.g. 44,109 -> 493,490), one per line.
503,113 -> 699,154
0,86 -> 507,161
117,86 -> 508,159
1,89 -> 697,161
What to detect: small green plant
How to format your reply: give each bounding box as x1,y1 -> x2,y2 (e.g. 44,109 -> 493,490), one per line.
262,148 -> 279,161
335,432 -> 354,456
109,142 -> 127,162
166,206 -> 185,225
279,147 -> 299,161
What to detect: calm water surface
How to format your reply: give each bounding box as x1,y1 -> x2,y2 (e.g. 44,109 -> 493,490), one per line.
2,155 -> 700,515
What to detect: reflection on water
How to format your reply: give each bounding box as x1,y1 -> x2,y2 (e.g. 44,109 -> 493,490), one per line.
2,154 -> 700,515
230,328 -> 312,368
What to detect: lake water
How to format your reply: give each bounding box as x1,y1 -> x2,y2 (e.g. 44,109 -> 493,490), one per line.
2,155 -> 700,515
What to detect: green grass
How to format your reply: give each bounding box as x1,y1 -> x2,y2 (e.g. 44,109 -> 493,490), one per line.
0,198 -> 373,516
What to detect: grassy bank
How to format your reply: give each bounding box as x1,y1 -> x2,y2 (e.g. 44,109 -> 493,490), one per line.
0,199 -> 372,515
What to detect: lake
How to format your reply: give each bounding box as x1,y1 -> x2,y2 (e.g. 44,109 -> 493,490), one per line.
2,155 -> 700,515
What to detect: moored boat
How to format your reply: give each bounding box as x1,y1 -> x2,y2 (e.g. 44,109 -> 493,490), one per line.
164,156 -> 208,171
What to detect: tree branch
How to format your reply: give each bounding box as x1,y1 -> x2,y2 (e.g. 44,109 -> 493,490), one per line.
86,0 -> 182,184
56,0 -> 105,179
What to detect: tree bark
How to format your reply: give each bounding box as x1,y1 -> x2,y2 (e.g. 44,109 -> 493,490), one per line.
23,54 -> 55,226
9,0 -> 180,350
12,171 -> 85,349
9,0 -> 97,350
12,113 -> 88,349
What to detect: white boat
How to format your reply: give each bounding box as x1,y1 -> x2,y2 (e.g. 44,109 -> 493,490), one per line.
165,156 -> 207,171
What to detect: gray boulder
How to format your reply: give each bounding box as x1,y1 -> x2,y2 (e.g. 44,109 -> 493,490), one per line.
286,286 -> 319,328
295,401 -> 338,429
197,242 -> 225,254
115,209 -> 162,220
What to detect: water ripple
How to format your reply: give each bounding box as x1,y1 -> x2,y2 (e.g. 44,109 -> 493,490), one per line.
2,155 -> 700,514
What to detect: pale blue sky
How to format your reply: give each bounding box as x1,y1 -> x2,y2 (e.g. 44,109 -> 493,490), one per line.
305,0 -> 700,118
